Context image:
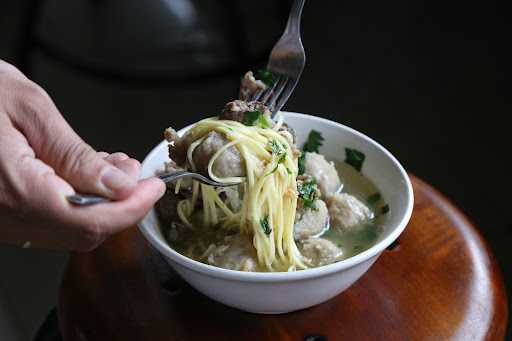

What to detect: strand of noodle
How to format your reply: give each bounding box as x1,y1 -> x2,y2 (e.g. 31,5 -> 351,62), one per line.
200,184 -> 212,227
207,187 -> 218,225
176,117 -> 306,271
274,180 -> 285,259
265,186 -> 276,268
212,194 -> 235,218
189,180 -> 200,212
272,113 -> 284,131
206,139 -> 245,184
174,178 -> 182,194
187,136 -> 207,171
177,200 -> 193,227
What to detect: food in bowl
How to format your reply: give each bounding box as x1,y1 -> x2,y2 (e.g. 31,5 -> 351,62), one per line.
155,71 -> 390,272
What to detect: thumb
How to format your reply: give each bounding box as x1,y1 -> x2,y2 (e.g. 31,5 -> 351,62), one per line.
10,82 -> 138,199
52,141 -> 138,199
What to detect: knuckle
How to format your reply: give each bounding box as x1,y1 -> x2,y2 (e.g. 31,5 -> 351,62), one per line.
17,82 -> 52,117
0,63 -> 24,88
59,141 -> 98,178
0,60 -> 20,74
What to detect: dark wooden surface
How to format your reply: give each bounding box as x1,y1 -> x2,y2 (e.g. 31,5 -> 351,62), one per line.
57,176 -> 508,340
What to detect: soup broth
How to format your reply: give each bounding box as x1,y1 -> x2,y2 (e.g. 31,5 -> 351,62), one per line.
162,160 -> 385,271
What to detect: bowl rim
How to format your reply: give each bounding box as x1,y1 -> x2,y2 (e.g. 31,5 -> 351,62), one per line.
139,111 -> 414,283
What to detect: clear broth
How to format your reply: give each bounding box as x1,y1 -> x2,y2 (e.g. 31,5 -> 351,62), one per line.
164,161 -> 385,270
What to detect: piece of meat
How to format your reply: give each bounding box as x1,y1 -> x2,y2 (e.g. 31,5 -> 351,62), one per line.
155,189 -> 182,229
166,127 -> 199,166
326,193 -> 373,231
220,100 -> 271,123
299,238 -> 343,267
294,199 -> 329,240
193,131 -> 245,178
239,71 -> 267,101
164,127 -> 178,143
204,234 -> 259,272
304,152 -> 342,196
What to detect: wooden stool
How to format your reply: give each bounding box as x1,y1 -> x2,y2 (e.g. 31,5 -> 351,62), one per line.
57,176 -> 508,340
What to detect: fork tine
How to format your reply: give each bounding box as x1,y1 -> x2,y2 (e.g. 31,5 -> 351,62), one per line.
272,77 -> 298,115
266,76 -> 289,111
260,75 -> 282,104
193,173 -> 240,187
250,89 -> 264,102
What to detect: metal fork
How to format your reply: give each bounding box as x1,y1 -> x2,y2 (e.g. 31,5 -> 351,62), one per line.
67,170 -> 240,206
252,0 -> 306,117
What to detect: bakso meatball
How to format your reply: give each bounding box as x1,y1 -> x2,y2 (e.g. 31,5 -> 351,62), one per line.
304,152 -> 341,196
299,238 -> 343,267
193,131 -> 246,178
205,234 -> 259,272
326,193 -> 373,231
294,199 -> 329,241
239,71 -> 267,101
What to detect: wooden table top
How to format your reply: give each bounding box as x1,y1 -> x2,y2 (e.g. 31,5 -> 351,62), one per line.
57,176 -> 508,340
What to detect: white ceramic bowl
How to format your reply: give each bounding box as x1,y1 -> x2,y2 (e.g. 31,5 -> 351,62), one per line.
139,112 -> 414,314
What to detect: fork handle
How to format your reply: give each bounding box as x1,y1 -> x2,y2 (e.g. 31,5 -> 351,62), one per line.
66,171 -> 193,206
285,0 -> 306,34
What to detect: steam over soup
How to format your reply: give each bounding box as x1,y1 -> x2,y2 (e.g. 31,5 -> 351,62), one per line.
156,71 -> 388,272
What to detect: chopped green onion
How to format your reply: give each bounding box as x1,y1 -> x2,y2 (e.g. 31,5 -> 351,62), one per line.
367,193 -> 381,205
298,152 -> 306,175
297,178 -> 318,210
243,110 -> 261,126
277,152 -> 287,164
266,139 -> 287,176
256,69 -> 276,87
244,110 -> 272,129
303,130 -> 324,153
257,114 -> 271,128
381,204 -> 390,214
345,148 -> 365,172
268,139 -> 283,155
260,215 -> 272,235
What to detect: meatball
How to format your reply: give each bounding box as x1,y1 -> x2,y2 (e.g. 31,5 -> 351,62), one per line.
193,131 -> 246,178
294,199 -> 329,241
326,193 -> 373,231
239,71 -> 267,101
220,100 -> 271,123
304,152 -> 341,196
205,234 -> 259,272
299,238 -> 343,267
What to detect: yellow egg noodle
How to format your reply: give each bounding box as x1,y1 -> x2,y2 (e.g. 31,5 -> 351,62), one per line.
175,117 -> 306,271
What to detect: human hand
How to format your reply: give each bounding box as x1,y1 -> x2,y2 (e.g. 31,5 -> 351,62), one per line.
0,60 -> 166,251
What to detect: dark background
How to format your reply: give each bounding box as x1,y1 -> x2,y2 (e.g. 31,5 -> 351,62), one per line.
0,0 -> 509,339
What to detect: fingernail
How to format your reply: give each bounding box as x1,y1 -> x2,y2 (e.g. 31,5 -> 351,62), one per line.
101,166 -> 137,194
